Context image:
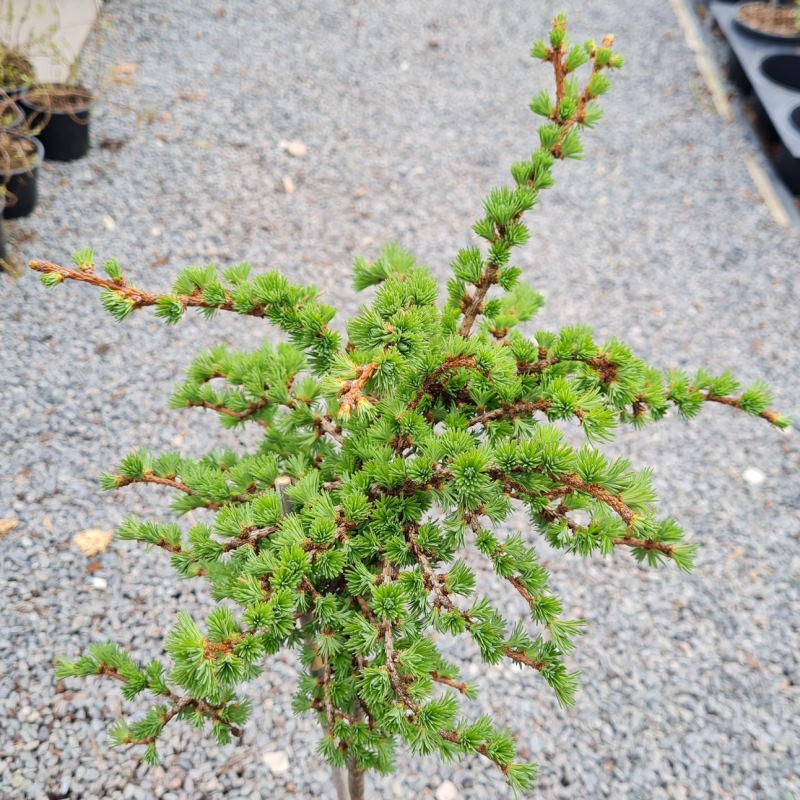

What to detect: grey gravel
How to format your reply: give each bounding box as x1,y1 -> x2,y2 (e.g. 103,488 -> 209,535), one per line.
1,1 -> 799,799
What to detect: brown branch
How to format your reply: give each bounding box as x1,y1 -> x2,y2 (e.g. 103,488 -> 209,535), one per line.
437,728 -> 511,776
313,413 -> 344,443
541,501 -> 674,558
221,523 -> 279,552
29,261 -> 267,318
549,34 -> 613,155
490,464 -> 638,527
430,671 -> 471,695
96,664 -> 243,739
381,617 -> 419,713
700,392 -> 783,426
185,396 -> 270,425
458,264 -> 501,338
145,537 -> 208,577
611,536 -> 675,556
469,400 -> 552,427
558,473 -> 637,525
114,471 -> 258,509
408,356 -> 477,411
516,352 -> 618,385
337,362 -> 379,416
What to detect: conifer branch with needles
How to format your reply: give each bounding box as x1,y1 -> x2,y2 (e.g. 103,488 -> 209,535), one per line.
36,14 -> 788,798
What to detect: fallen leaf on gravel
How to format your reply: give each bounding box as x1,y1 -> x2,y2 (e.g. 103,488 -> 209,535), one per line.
279,139 -> 307,158
73,528 -> 113,557
112,62 -> 137,75
111,63 -> 137,85
738,650 -> 762,671
178,90 -> 208,101
0,519 -> 19,537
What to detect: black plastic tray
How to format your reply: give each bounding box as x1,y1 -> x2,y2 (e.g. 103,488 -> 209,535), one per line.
711,2 -> 800,191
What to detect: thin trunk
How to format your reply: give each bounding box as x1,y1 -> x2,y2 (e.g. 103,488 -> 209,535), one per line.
347,704 -> 366,800
275,477 -> 353,800
333,767 -> 351,800
347,763 -> 365,800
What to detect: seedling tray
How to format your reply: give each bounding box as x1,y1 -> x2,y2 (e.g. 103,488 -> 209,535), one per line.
711,2 -> 800,192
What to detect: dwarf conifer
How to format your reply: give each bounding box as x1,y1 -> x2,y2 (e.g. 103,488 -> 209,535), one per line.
31,14 -> 787,799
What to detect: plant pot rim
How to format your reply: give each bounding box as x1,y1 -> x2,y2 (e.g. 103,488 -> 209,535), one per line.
0,130 -> 44,176
21,83 -> 94,114
735,2 -> 800,42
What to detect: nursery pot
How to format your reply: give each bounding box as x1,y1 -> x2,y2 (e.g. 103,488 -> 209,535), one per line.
0,129 -> 43,219
20,84 -> 93,162
735,2 -> 800,42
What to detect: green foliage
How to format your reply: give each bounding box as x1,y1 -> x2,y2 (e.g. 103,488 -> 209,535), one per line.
34,14 -> 787,798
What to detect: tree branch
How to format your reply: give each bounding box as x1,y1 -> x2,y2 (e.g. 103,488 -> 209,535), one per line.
29,260 -> 266,318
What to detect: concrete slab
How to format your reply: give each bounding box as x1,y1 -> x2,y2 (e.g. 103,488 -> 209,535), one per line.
1,0 -> 100,83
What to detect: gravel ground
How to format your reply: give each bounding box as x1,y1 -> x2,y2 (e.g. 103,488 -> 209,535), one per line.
1,1 -> 798,798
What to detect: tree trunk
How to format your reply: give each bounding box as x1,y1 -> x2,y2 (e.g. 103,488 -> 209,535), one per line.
347,763 -> 365,800
275,477 -> 356,800
346,703 -> 366,800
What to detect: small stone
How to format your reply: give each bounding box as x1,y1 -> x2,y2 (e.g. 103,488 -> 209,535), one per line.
281,176 -> 295,194
90,576 -> 108,589
103,215 -> 116,230
0,518 -> 19,536
279,139 -> 307,158
742,467 -> 765,486
435,779 -> 458,800
261,750 -> 290,774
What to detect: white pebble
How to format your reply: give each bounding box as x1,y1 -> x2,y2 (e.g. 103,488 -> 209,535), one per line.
742,467 -> 765,486
435,780 -> 458,800
279,139 -> 307,158
90,576 -> 108,589
262,750 -> 290,774
103,215 -> 116,230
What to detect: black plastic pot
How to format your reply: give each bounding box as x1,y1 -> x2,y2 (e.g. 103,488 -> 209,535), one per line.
734,2 -> 800,43
20,85 -> 93,162
0,130 -> 44,219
